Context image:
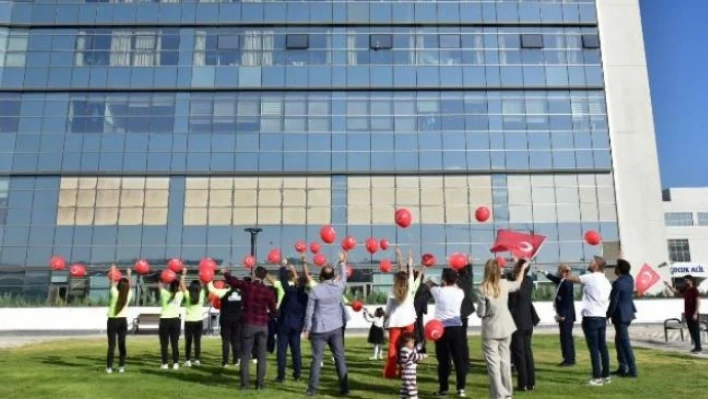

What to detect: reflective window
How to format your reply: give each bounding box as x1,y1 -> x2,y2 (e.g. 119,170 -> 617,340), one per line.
667,239 -> 691,262
286,34 -> 309,50
582,34 -> 601,49
68,93 -> 176,134
0,29 -> 28,67
521,34 -> 544,49
75,29 -> 180,67
0,94 -> 21,133
0,178 -> 8,225
698,212 -> 708,227
664,212 -> 694,227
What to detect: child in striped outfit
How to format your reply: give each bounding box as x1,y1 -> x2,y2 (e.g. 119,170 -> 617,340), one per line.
398,331 -> 426,399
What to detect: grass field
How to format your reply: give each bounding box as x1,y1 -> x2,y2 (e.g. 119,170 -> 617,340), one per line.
0,335 -> 703,399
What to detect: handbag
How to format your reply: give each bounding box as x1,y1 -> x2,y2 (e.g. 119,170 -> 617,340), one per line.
531,303 -> 540,327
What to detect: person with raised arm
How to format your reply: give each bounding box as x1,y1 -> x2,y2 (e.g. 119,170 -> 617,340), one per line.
106,265 -> 132,374
536,263 -> 576,367
182,273 -> 207,368
303,252 -> 350,397
606,254 -> 638,377
222,265 -> 277,390
564,256 -> 612,386
476,258 -> 528,399
158,268 -> 186,370
274,256 -> 309,383
207,274 -> 243,368
508,259 -> 537,391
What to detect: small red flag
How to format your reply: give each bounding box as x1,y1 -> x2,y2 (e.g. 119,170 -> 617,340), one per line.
490,229 -> 547,259
635,263 -> 661,295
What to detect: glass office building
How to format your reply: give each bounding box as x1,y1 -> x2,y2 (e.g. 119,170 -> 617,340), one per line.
0,0 -> 668,300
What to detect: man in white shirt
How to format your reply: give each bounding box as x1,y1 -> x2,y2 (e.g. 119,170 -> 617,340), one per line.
566,256 -> 612,386
428,269 -> 468,398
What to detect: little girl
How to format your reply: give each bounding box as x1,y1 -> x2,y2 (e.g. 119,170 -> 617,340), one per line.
364,307 -> 385,360
398,331 -> 426,399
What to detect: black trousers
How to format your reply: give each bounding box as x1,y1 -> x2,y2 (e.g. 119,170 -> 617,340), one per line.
435,325 -> 468,392
221,321 -> 242,365
277,323 -> 303,380
106,317 -> 127,369
687,317 -> 703,351
559,318 -> 576,364
511,328 -> 536,389
415,312 -> 426,352
159,318 -> 181,365
184,321 -> 203,361
267,318 -> 277,354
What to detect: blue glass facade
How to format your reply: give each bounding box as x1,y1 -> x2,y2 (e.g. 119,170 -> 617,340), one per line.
0,0 -> 615,299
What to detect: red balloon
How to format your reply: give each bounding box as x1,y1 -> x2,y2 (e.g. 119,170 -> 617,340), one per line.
320,225 -> 337,244
161,269 -> 177,284
295,240 -> 307,253
496,256 -> 507,268
243,255 -> 256,269
380,239 -> 390,251
214,280 -> 225,289
448,252 -> 467,271
199,267 -> 214,284
49,256 -> 66,271
313,254 -> 327,267
134,259 -> 150,275
309,242 -> 321,254
167,258 -> 184,273
341,236 -> 357,251
199,258 -> 216,272
107,269 -> 123,282
69,263 -> 86,278
379,259 -> 392,273
344,265 -> 354,279
395,208 -> 412,228
365,238 -> 379,254
351,300 -> 364,312
475,206 -> 491,222
424,319 -> 445,341
421,253 -> 437,267
211,297 -> 222,310
267,248 -> 282,264
584,230 -> 602,246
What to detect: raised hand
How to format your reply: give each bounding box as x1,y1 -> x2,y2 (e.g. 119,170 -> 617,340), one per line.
338,251 -> 347,262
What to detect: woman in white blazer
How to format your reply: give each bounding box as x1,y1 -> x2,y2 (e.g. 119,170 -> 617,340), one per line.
476,258 -> 528,399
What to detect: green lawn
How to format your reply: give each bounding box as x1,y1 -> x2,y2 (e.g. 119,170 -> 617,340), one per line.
0,335 -> 703,399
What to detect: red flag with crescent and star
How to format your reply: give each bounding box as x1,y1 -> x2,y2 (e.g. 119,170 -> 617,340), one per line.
490,229 -> 547,259
635,263 -> 661,295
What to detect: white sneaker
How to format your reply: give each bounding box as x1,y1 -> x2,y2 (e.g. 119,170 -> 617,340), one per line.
193,360 -> 201,366
160,364 -> 169,370
252,359 -> 258,364
235,360 -> 241,367
603,377 -> 612,385
184,360 -> 192,368
173,364 -> 180,370
106,368 -> 113,374
458,389 -> 466,398
223,364 -> 230,368
320,361 -> 324,367
118,367 -> 125,374
587,378 -> 604,386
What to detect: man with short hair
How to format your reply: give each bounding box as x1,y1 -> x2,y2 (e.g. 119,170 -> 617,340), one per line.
606,256 -> 637,377
664,275 -> 702,353
539,263 -> 576,367
224,266 -> 277,391
303,252 -> 349,397
566,256 -> 612,386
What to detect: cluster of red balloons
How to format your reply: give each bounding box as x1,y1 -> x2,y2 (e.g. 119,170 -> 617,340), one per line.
198,257 -> 217,283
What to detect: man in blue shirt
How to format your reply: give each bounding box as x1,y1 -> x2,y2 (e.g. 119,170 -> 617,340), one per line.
606,257 -> 638,377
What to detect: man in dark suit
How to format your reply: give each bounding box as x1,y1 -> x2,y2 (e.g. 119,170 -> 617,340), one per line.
509,261 -> 536,391
541,263 -> 576,366
606,257 -> 637,377
413,271 -> 432,353
457,258 -> 475,364
275,260 -> 309,383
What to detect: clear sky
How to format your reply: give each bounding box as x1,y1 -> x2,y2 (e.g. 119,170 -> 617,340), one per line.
641,0 -> 708,188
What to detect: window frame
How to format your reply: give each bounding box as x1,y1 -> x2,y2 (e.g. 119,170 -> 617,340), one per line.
520,34 -> 544,49
285,34 -> 310,50
664,212 -> 694,227
369,34 -> 393,51
581,34 -> 601,49
667,239 -> 692,263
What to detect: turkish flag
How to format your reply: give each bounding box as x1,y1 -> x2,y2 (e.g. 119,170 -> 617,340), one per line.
490,229 -> 547,259
635,263 -> 661,295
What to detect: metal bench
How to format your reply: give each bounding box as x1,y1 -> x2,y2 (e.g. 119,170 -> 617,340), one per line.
664,313 -> 708,344
131,313 -> 161,335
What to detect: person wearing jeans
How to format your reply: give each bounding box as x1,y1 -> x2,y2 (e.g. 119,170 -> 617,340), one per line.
303,252 -> 350,397
606,258 -> 637,377
664,275 -> 702,353
429,268 -> 470,397
158,272 -> 185,370
567,256 -> 612,386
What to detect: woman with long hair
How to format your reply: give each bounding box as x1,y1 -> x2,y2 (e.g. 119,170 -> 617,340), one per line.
477,258 -> 528,399
106,264 -> 132,374
208,277 -> 243,367
158,268 -> 186,370
183,277 -> 206,367
508,259 -> 537,391
383,249 -> 424,379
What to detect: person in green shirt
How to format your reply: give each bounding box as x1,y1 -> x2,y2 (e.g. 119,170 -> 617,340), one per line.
159,268 -> 186,370
183,274 -> 206,368
106,264 -> 132,374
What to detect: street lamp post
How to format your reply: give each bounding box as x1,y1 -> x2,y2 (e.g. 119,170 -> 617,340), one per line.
244,227 -> 263,260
